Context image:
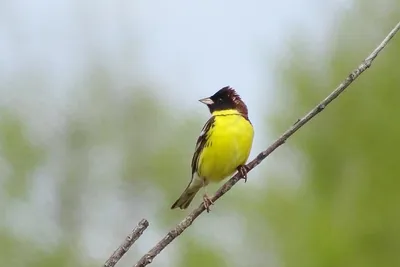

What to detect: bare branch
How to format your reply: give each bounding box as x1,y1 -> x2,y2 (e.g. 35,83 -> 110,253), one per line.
134,21 -> 400,267
104,219 -> 149,267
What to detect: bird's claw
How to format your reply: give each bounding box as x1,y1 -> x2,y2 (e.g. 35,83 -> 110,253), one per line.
203,194 -> 214,212
237,165 -> 249,183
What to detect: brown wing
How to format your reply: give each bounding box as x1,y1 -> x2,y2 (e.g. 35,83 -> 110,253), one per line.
191,116 -> 215,176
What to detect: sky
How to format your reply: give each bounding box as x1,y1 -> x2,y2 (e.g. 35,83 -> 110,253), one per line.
0,0 -> 352,161
0,0 -> 351,116
0,0 -> 353,265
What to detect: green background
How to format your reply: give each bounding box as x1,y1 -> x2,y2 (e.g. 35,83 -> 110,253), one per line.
1,1 -> 400,267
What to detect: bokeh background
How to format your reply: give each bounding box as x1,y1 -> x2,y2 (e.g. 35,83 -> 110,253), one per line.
1,1 -> 400,267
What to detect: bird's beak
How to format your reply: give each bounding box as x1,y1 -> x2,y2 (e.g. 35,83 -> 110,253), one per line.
199,97 -> 214,105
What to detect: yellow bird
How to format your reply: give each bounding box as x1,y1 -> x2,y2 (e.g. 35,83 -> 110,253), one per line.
171,86 -> 254,211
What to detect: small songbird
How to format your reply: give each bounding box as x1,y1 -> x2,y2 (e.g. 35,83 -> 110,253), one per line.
171,86 -> 254,211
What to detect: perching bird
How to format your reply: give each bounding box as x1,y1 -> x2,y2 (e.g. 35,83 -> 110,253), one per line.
171,86 -> 254,212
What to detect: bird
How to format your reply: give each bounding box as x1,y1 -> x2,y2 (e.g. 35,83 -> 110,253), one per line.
171,86 -> 254,212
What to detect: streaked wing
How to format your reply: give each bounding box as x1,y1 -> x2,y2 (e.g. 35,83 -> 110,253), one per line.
191,116 -> 215,176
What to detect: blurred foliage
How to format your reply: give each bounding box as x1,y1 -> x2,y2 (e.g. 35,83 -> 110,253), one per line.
0,65 -> 204,266
178,240 -> 228,267
264,2 -> 400,267
0,111 -> 45,197
1,1 -> 400,267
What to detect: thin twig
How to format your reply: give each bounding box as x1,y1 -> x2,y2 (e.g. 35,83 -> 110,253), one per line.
104,219 -> 149,267
134,21 -> 400,267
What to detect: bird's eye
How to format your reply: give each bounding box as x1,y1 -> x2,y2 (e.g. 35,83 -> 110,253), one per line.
218,97 -> 223,102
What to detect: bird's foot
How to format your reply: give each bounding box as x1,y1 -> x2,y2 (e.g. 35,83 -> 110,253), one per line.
202,194 -> 214,213
237,165 -> 250,183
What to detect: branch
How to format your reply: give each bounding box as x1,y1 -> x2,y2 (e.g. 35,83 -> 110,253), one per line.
104,219 -> 149,267
134,21 -> 400,267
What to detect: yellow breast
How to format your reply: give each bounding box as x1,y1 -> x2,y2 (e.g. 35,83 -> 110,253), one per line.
197,110 -> 254,182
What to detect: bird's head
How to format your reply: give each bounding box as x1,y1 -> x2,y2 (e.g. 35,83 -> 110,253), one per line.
199,86 -> 248,116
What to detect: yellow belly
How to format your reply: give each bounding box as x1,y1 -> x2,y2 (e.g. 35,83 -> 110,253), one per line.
197,114 -> 254,182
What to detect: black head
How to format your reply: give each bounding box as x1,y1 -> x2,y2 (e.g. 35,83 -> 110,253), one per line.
199,86 -> 248,116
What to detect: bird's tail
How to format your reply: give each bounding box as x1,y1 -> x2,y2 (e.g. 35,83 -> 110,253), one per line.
171,182 -> 202,210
